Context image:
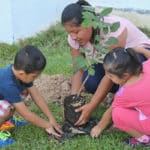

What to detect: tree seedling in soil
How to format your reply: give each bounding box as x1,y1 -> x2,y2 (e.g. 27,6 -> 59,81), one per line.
64,5 -> 120,125
48,6 -> 120,141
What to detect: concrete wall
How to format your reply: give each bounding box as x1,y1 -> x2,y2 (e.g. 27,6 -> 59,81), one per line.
92,0 -> 150,10
0,0 -> 13,43
0,0 -> 150,43
0,0 -> 76,43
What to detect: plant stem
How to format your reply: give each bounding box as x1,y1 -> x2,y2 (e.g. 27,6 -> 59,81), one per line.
77,73 -> 90,96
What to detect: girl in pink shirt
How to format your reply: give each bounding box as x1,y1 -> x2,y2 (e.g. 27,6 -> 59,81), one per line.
61,0 -> 150,126
91,47 -> 150,147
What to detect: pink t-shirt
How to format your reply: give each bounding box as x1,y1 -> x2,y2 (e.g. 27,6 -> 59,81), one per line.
68,15 -> 150,57
112,59 -> 150,118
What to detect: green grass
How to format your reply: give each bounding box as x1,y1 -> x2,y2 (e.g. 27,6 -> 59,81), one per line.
0,23 -> 72,76
1,24 -> 150,150
1,103 -> 149,150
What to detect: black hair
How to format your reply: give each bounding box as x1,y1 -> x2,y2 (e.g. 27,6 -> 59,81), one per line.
61,0 -> 99,43
14,45 -> 46,74
61,0 -> 91,26
103,47 -> 143,77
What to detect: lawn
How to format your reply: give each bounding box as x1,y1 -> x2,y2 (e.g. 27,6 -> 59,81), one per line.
0,23 -> 150,150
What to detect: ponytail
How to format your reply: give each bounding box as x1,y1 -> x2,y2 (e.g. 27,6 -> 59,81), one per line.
76,0 -> 91,6
103,47 -> 143,77
61,0 -> 91,26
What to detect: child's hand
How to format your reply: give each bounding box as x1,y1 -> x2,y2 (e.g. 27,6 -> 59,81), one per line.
46,120 -> 63,138
90,124 -> 102,138
51,120 -> 63,135
45,125 -> 61,138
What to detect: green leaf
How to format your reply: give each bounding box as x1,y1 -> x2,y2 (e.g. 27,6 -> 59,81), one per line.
90,58 -> 99,65
82,11 -> 96,27
94,44 -> 102,51
74,56 -> 86,65
110,22 -> 120,32
82,20 -> 91,27
92,22 -> 99,29
100,47 -> 109,54
73,56 -> 88,73
82,12 -> 95,20
82,6 -> 95,13
88,67 -> 95,76
102,22 -> 111,28
80,48 -> 91,53
79,6 -> 120,78
100,8 -> 112,17
97,22 -> 105,29
103,27 -> 109,35
105,37 -> 118,45
95,16 -> 101,22
95,35 -> 102,42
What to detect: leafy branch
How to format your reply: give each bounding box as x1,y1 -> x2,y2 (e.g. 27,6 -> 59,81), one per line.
73,6 -> 120,95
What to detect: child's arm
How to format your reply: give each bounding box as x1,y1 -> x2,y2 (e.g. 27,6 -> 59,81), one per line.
90,106 -> 112,138
13,87 -> 62,136
13,102 -> 62,137
28,86 -> 57,122
27,86 -> 63,135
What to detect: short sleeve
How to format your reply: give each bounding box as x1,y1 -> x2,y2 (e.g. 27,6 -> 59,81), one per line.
68,35 -> 80,49
3,85 -> 22,103
2,82 -> 33,104
103,16 -> 126,38
25,82 -> 33,88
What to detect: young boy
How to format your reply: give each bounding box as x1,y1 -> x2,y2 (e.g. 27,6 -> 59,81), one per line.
0,45 -> 62,147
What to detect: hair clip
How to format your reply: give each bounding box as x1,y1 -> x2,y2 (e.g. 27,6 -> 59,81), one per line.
113,52 -> 117,59
124,49 -> 127,53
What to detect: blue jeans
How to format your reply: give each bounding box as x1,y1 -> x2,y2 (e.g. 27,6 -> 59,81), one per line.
82,63 -> 119,94
82,48 -> 150,94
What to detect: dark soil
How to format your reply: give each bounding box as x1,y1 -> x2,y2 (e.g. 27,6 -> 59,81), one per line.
48,95 -> 99,142
26,74 -> 113,107
48,117 -> 99,142
62,95 -> 99,141
63,95 -> 86,125
26,74 -> 114,141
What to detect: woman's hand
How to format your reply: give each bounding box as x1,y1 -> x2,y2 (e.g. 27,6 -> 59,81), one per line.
90,124 -> 102,138
133,47 -> 143,54
134,47 -> 150,58
75,103 -> 93,126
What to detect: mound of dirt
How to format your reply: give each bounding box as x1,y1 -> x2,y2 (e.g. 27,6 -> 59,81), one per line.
33,74 -> 71,105
25,73 -> 113,107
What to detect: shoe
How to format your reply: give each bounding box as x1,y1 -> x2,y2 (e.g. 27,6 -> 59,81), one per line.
0,130 -> 15,147
0,121 -> 15,131
124,137 -> 150,147
10,115 -> 28,127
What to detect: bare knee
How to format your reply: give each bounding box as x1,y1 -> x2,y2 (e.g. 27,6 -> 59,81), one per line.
112,107 -> 123,119
112,107 -> 126,127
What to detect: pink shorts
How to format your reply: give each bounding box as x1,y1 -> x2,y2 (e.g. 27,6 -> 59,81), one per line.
112,107 -> 150,135
0,90 -> 28,118
0,100 -> 11,117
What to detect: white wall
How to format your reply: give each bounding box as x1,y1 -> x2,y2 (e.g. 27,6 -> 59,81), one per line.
0,0 -> 76,43
0,0 -> 150,43
0,0 -> 13,43
91,0 -> 150,10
